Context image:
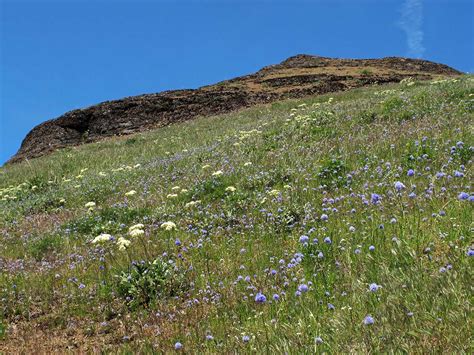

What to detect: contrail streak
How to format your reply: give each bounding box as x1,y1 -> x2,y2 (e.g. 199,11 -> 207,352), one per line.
399,0 -> 425,58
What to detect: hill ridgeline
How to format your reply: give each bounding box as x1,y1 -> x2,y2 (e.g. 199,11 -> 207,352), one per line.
9,55 -> 461,163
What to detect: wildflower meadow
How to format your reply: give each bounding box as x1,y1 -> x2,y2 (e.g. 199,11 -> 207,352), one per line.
0,76 -> 472,352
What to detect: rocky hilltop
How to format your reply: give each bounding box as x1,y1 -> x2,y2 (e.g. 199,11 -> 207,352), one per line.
8,55 -> 461,163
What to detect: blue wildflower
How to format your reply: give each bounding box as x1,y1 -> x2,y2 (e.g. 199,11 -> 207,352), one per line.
394,181 -> 406,192
255,292 -> 267,303
174,342 -> 183,350
458,192 -> 469,200
298,284 -> 309,293
299,235 -> 309,244
369,283 -> 380,292
363,315 -> 374,325
371,193 -> 381,204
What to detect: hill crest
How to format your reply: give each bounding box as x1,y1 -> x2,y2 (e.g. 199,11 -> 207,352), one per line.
8,55 -> 461,164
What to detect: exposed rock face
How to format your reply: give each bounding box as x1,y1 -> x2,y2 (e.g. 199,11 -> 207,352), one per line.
8,54 -> 461,163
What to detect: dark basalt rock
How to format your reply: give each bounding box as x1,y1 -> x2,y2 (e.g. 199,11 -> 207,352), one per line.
7,54 -> 461,164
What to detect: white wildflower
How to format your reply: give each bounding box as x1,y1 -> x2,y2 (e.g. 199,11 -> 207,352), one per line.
185,200 -> 201,208
129,224 -> 144,232
117,237 -> 131,251
161,221 -> 177,231
268,189 -> 280,197
92,233 -> 112,244
129,228 -> 144,237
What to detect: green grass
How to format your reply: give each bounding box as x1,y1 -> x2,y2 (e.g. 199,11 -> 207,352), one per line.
0,76 -> 473,352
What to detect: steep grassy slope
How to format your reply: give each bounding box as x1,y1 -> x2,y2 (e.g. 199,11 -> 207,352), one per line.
0,76 -> 473,352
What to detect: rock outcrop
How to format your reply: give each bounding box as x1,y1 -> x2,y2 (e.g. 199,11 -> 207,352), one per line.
8,54 -> 461,163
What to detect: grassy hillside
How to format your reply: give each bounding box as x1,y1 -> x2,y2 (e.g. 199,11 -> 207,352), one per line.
0,76 -> 473,353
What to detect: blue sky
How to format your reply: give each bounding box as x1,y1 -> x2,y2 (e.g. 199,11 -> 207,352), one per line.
1,0 -> 473,164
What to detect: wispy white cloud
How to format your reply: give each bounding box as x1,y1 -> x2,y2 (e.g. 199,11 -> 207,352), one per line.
399,0 -> 425,58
